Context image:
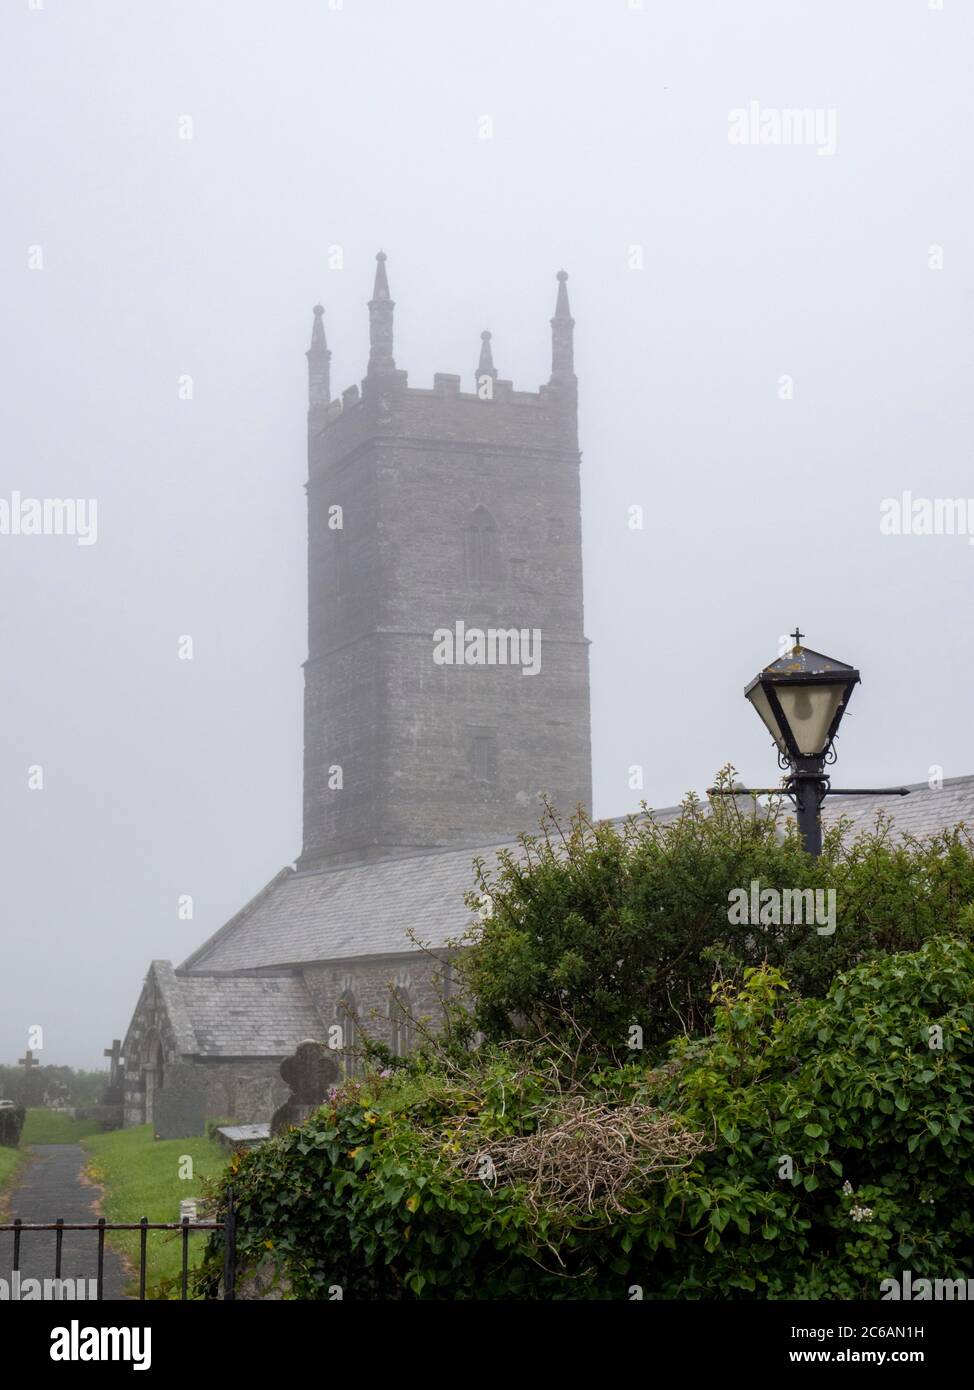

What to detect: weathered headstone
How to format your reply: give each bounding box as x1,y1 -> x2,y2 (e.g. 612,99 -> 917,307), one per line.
153,1063 -> 208,1139
216,1123 -> 270,1152
270,1039 -> 339,1136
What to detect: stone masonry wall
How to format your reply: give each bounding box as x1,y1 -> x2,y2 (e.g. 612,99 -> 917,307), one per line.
122,972 -> 291,1128
300,373 -> 591,869
301,953 -> 451,1067
121,972 -> 182,1128
199,1059 -> 289,1127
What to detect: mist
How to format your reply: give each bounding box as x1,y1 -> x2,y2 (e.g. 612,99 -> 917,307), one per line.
2,0 -> 972,1067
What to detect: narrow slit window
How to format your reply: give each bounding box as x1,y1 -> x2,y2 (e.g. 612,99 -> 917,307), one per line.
463,506 -> 499,582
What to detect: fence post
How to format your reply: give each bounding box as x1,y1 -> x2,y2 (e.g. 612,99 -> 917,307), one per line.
181,1218 -> 190,1301
97,1218 -> 106,1301
139,1216 -> 148,1300
223,1187 -> 236,1301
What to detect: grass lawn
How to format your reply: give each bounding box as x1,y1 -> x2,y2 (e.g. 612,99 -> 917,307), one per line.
2,1108 -> 94,1210
0,1147 -> 22,1185
20,1109 -> 103,1145
0,1144 -> 28,1213
82,1125 -> 230,1298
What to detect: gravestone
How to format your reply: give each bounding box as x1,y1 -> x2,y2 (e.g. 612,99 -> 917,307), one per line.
153,1063 -> 208,1139
216,1123 -> 270,1152
270,1039 -> 339,1136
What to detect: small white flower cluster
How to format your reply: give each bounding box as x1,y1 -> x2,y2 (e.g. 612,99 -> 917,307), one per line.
841,1180 -> 873,1222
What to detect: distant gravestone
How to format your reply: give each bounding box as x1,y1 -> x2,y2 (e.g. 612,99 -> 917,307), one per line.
18,1049 -> 42,1106
270,1039 -> 339,1136
153,1064 -> 208,1139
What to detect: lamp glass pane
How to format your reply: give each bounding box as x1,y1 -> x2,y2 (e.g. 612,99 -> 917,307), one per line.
746,684 -> 787,755
773,682 -> 847,757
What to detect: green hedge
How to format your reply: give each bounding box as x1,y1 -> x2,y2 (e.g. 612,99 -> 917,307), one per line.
453,786 -> 974,1056
197,937 -> 974,1299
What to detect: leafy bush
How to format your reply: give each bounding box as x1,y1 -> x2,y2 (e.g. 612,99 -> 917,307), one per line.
453,783 -> 974,1056
197,938 -> 974,1299
645,936 -> 974,1297
0,1105 -> 26,1149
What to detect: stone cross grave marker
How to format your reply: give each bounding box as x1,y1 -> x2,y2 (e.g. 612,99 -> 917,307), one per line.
270,1039 -> 340,1136
103,1039 -> 124,1090
18,1049 -> 41,1104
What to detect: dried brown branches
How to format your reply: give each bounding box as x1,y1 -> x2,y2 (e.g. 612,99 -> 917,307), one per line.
449,1096 -> 710,1220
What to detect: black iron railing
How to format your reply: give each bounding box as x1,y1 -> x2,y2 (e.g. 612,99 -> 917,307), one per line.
0,1188 -> 236,1300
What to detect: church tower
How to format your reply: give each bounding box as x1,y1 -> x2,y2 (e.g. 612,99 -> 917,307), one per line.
298,255 -> 592,869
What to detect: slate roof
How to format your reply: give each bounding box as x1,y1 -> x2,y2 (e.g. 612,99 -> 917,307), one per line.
180,776 -> 974,976
152,962 -> 323,1056
821,775 -> 974,841
180,841 -> 495,973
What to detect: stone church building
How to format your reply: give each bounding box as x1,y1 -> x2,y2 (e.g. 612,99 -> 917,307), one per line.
122,255 -> 592,1131
121,255 -> 974,1135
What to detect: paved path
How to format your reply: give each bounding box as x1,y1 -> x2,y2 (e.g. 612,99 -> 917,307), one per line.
2,1144 -> 128,1300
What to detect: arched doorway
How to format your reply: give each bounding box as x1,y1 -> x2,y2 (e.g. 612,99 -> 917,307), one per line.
142,1034 -> 164,1125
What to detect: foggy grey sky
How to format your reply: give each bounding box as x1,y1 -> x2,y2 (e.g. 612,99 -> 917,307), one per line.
3,0 -> 973,1068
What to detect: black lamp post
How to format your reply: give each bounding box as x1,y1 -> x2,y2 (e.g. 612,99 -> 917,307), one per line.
744,629 -> 861,856
712,629 -> 910,856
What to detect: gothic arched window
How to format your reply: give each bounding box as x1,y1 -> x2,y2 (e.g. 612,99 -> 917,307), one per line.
389,989 -> 415,1057
338,991 -> 358,1077
463,506 -> 499,583
141,1034 -> 165,1127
